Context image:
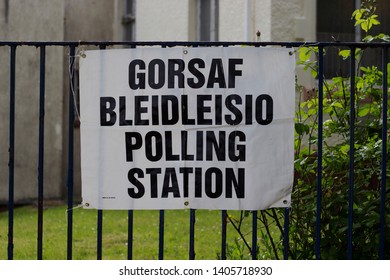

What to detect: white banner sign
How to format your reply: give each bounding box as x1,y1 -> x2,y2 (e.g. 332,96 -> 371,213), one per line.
79,47 -> 295,210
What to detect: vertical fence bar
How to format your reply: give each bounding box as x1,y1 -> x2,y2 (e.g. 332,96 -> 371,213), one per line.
316,45 -> 324,260
189,209 -> 196,259
127,210 -> 133,260
67,45 -> 76,260
96,44 -> 106,260
158,210 -> 164,260
221,210 -> 227,260
347,47 -> 356,260
37,45 -> 46,260
7,45 -> 16,260
158,44 -> 166,261
251,211 -> 257,260
127,43 -> 136,260
283,208 -> 290,260
379,46 -> 388,260
97,210 -> 103,259
187,42 -> 197,261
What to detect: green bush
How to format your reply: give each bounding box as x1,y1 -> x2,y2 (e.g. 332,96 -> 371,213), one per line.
226,0 -> 390,260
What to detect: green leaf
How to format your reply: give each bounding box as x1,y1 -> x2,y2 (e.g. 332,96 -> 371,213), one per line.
298,47 -> 311,61
340,144 -> 350,155
378,33 -> 390,42
339,49 -> 351,60
363,35 -> 374,42
352,10 -> 362,20
387,64 -> 390,83
307,108 -> 317,115
332,77 -> 344,83
371,18 -> 380,25
331,101 -> 344,109
358,107 -> 371,117
355,19 -> 365,26
295,123 -> 310,136
361,21 -> 368,32
357,79 -> 365,90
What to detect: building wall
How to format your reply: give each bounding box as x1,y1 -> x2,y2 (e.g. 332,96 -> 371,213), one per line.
218,0 -> 272,42
64,0 -> 115,41
0,0 -> 65,202
271,0 -> 303,41
132,0 -> 313,42
218,0 -> 314,42
136,0 -> 193,41
219,0 -> 244,41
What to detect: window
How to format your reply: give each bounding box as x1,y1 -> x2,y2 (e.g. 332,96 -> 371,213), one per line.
317,0 -> 355,42
317,0 -> 390,77
122,0 -> 135,41
197,0 -> 219,41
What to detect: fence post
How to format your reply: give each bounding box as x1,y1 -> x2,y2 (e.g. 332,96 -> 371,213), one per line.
251,211 -> 257,260
189,209 -> 196,260
7,45 -> 16,260
221,210 -> 227,260
347,47 -> 356,260
127,210 -> 133,260
96,44 -> 106,260
283,208 -> 290,260
159,210 -> 164,260
37,45 -> 46,260
316,45 -> 324,260
379,46 -> 388,260
67,45 -> 76,260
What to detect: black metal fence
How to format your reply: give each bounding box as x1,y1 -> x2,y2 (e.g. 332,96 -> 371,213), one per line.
0,41 -> 388,260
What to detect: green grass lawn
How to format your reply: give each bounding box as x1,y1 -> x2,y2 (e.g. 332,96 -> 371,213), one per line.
0,205 -> 257,260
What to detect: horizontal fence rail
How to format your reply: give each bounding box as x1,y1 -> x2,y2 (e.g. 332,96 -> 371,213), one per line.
0,41 -> 388,260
